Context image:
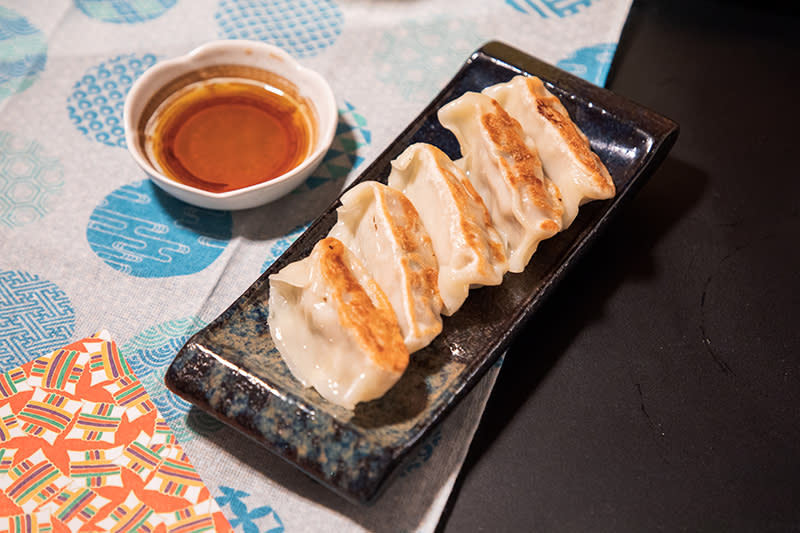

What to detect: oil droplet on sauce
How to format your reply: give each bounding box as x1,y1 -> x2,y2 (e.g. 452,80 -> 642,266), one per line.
146,79 -> 313,193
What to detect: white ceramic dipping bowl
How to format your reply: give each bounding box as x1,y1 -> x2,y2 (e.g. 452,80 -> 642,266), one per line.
124,40 -> 336,210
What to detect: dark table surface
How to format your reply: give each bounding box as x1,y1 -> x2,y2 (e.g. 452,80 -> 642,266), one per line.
440,0 -> 800,530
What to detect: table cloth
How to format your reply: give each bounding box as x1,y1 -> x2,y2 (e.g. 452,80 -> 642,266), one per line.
0,331 -> 233,531
0,0 -> 632,530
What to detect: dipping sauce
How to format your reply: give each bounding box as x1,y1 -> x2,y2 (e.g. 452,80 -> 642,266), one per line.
145,78 -> 314,193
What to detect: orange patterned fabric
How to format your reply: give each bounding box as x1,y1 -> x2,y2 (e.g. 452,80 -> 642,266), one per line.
0,331 -> 232,532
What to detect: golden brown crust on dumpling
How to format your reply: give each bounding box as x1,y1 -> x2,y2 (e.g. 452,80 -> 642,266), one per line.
430,147 -> 507,267
525,76 -> 615,196
376,184 -> 442,304
389,186 -> 428,254
480,100 -> 564,222
317,237 -> 408,373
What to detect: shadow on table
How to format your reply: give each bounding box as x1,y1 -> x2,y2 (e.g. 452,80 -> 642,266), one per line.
435,155 -> 709,531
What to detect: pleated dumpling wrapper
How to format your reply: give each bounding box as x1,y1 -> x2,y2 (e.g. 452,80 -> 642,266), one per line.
483,75 -> 615,228
328,181 -> 443,353
268,237 -> 409,409
438,91 -> 564,273
388,143 -> 508,315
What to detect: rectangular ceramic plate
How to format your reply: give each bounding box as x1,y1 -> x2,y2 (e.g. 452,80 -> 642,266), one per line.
166,41 -> 679,504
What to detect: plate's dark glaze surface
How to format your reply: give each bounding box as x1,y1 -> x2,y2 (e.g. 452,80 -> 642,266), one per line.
165,41 -> 679,504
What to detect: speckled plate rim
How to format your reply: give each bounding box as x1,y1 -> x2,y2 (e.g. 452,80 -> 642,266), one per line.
165,40 -> 679,504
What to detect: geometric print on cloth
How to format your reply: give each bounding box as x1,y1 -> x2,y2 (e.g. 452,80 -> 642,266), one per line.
118,432 -> 168,481
67,447 -> 125,488
144,446 -> 205,503
504,0 -> 594,17
16,388 -> 82,445
214,486 -> 285,532
102,374 -> 155,421
159,499 -> 218,533
119,317 -> 224,446
150,416 -> 178,446
0,447 -> 17,474
65,400 -> 124,443
39,486 -> 111,531
0,129 -> 64,231
0,269 -> 75,368
0,403 -> 25,443
0,448 -> 70,513
215,0 -> 343,59
66,53 -> 158,148
27,348 -> 88,395
85,179 -> 233,279
0,367 -> 30,398
300,101 -> 371,191
556,43 -> 617,86
0,8 -> 48,102
75,1 -> 177,24
372,16 -> 484,102
95,490 -> 161,533
3,512 -> 55,533
103,375 -> 156,421
121,316 -> 206,379
88,337 -> 134,385
0,331 -> 232,530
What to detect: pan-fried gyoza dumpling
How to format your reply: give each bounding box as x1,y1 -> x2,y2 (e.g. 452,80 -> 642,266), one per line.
437,91 -> 564,273
268,237 -> 409,409
328,181 -> 443,352
483,75 -> 615,228
388,143 -> 508,315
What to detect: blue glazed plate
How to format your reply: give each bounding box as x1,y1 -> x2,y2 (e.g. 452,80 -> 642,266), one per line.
165,41 -> 679,504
